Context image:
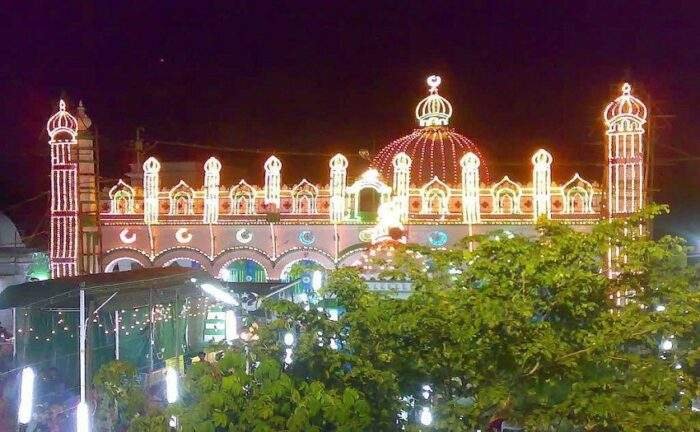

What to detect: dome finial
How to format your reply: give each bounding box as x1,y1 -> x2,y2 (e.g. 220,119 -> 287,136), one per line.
415,75 -> 452,127
47,99 -> 78,139
427,75 -> 441,94
604,81 -> 647,125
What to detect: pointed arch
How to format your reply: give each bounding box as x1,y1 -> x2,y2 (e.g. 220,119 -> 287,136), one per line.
108,179 -> 135,214
291,179 -> 319,214
492,176 -> 522,214
421,176 -> 450,215
229,180 -> 256,215
169,180 -> 195,215
562,173 -> 594,214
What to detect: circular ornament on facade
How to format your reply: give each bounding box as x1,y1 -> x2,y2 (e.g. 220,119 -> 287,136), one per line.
358,229 -> 374,243
235,228 -> 253,244
119,228 -> 136,244
175,228 -> 193,244
298,230 -> 316,246
428,231 -> 448,247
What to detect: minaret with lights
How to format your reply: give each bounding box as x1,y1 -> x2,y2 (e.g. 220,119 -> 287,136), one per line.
47,99 -> 101,277
603,83 -> 648,217
47,100 -> 80,277
75,101 -> 101,274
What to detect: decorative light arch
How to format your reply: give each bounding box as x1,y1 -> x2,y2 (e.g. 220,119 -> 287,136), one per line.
291,179 -> 319,214
492,176 -> 522,214
229,180 -> 256,215
562,173 -> 594,214
272,248 -> 336,280
104,257 -> 144,272
421,176 -> 450,215
153,247 -> 211,271
346,169 -> 392,220
108,179 -> 135,214
212,247 -> 274,279
169,180 -> 195,215
102,248 -> 152,272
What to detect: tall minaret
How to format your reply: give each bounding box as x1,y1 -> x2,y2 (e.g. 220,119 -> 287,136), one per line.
47,100 -> 80,277
604,83 -> 648,216
75,101 -> 101,274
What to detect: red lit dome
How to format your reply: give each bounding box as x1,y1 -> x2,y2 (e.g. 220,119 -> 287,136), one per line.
372,76 -> 489,186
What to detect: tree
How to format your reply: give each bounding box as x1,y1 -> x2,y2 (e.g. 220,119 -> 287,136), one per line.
122,207 -> 699,431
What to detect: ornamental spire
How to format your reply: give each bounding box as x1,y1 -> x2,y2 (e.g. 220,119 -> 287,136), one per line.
415,75 -> 453,127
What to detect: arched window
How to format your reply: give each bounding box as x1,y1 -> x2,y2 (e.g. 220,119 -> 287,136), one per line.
219,259 -> 267,282
108,180 -> 135,214
169,180 -> 195,215
346,169 -> 392,222
561,173 -> 594,214
492,176 -> 522,214
291,179 -> 319,214
230,180 -> 256,215
421,177 -> 450,216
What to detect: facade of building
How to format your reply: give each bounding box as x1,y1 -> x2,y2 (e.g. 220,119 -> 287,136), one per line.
46,77 -> 648,282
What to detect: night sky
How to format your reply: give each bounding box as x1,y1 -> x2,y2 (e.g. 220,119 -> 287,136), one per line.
2,2 -> 699,247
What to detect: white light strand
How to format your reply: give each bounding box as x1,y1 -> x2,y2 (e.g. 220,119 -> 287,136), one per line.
329,154 -> 348,222
460,152 -> 481,223
143,157 -> 161,224
264,156 -> 282,208
203,157 -> 222,223
531,149 -> 553,220
392,152 -> 411,222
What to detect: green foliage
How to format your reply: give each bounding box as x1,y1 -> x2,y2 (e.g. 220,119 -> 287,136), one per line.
160,351 -> 371,432
111,207 -> 699,431
93,360 -> 148,431
286,260 -> 326,281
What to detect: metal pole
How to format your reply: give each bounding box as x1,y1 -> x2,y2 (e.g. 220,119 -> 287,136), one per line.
79,289 -> 86,404
149,288 -> 154,372
12,307 -> 16,360
114,310 -> 120,360
174,291 -> 180,372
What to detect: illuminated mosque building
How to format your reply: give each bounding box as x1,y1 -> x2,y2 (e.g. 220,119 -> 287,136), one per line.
46,76 -> 648,283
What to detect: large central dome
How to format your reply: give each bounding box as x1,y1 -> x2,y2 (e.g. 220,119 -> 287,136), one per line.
372,76 -> 489,186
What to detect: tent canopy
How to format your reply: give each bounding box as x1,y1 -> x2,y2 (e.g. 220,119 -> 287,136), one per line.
0,267 -> 219,310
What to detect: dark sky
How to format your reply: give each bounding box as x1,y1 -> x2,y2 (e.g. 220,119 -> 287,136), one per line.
2,1 -> 699,246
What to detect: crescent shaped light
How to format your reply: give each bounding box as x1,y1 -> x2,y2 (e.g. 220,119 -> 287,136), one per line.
175,228 -> 193,244
235,228 -> 253,244
119,228 -> 136,244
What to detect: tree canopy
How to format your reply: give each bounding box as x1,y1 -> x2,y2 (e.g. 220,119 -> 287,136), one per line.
120,207 -> 699,431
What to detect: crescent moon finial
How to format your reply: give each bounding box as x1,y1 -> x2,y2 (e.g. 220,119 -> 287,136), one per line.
427,75 -> 441,93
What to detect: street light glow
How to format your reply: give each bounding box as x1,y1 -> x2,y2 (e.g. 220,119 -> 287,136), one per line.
17,367 -> 35,424
201,283 -> 239,305
419,406 -> 433,426
312,270 -> 323,292
166,367 -> 179,404
76,401 -> 90,432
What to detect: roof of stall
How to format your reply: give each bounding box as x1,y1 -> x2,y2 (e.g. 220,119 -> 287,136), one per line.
0,267 -> 218,310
